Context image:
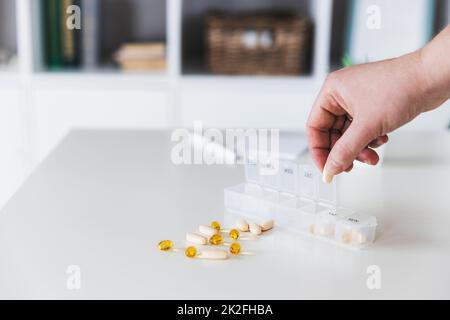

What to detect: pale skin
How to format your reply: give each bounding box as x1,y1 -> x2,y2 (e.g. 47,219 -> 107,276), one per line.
307,25 -> 450,183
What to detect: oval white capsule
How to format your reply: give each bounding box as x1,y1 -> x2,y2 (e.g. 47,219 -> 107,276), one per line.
352,230 -> 367,244
198,224 -> 219,237
186,233 -> 207,245
260,219 -> 274,231
198,249 -> 229,260
317,225 -> 334,236
249,222 -> 262,235
236,218 -> 249,232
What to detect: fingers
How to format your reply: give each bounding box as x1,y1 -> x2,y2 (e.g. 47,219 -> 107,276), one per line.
307,90 -> 347,172
322,121 -> 376,183
356,147 -> 380,165
368,135 -> 389,148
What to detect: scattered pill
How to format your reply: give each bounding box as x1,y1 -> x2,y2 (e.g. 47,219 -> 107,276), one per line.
249,222 -> 262,235
260,219 -> 274,231
229,229 -> 240,240
186,233 -> 207,245
185,246 -> 197,258
229,242 -> 241,255
211,221 -> 221,231
236,218 -> 249,232
198,249 -> 229,260
209,233 -> 225,245
158,240 -> 174,251
199,224 -> 219,237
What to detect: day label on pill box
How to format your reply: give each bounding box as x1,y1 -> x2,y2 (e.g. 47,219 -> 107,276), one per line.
279,161 -> 298,194
299,165 -> 318,199
260,161 -> 280,189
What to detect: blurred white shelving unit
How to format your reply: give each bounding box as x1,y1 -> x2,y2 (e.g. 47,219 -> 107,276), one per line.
13,0 -> 337,166
0,0 -> 449,209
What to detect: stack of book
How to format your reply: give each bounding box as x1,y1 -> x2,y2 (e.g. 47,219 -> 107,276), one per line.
113,43 -> 166,72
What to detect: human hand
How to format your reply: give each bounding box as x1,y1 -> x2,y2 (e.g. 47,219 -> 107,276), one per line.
307,50 -> 444,183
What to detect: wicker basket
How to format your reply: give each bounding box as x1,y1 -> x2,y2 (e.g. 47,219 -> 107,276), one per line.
206,11 -> 311,75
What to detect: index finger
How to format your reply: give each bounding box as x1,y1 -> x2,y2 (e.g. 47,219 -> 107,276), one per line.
306,91 -> 347,171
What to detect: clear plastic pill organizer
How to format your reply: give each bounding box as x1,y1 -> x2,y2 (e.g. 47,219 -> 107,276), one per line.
224,159 -> 377,249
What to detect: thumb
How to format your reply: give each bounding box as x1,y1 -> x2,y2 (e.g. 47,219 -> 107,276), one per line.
323,121 -> 375,183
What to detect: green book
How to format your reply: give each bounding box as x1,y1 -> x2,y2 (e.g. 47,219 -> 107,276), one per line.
42,0 -> 63,69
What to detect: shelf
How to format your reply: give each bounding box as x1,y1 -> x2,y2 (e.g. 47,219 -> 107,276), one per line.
35,0 -> 168,72
180,74 -> 321,92
31,70 -> 170,91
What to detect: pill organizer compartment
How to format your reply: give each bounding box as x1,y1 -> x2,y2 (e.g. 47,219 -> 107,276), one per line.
224,182 -> 296,222
279,160 -> 299,194
277,164 -> 337,234
334,214 -> 377,247
314,207 -> 354,239
224,183 -> 264,216
277,197 -> 316,232
244,160 -> 261,185
224,158 -> 378,249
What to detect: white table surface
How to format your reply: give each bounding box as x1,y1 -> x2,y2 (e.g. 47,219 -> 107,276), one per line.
1,130 -> 450,299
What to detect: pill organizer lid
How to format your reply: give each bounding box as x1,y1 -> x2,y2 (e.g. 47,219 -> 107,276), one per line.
318,206 -> 352,221
298,165 -> 337,205
244,158 -> 261,185
298,164 -> 319,199
259,157 -> 281,190
317,177 -> 337,205
278,159 -> 300,194
339,214 -> 377,227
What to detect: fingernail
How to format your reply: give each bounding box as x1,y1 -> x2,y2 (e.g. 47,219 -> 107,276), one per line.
322,167 -> 334,184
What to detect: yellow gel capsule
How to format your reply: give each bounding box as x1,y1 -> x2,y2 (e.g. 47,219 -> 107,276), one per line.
185,246 -> 197,258
229,242 -> 241,255
158,240 -> 174,251
229,229 -> 240,240
211,221 -> 221,231
209,233 -> 224,245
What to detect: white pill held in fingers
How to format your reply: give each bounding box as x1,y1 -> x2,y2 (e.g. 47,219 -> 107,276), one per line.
322,168 -> 334,184
198,249 -> 229,260
198,225 -> 219,237
249,222 -> 262,235
186,233 -> 207,245
260,219 -> 274,231
236,218 -> 249,232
